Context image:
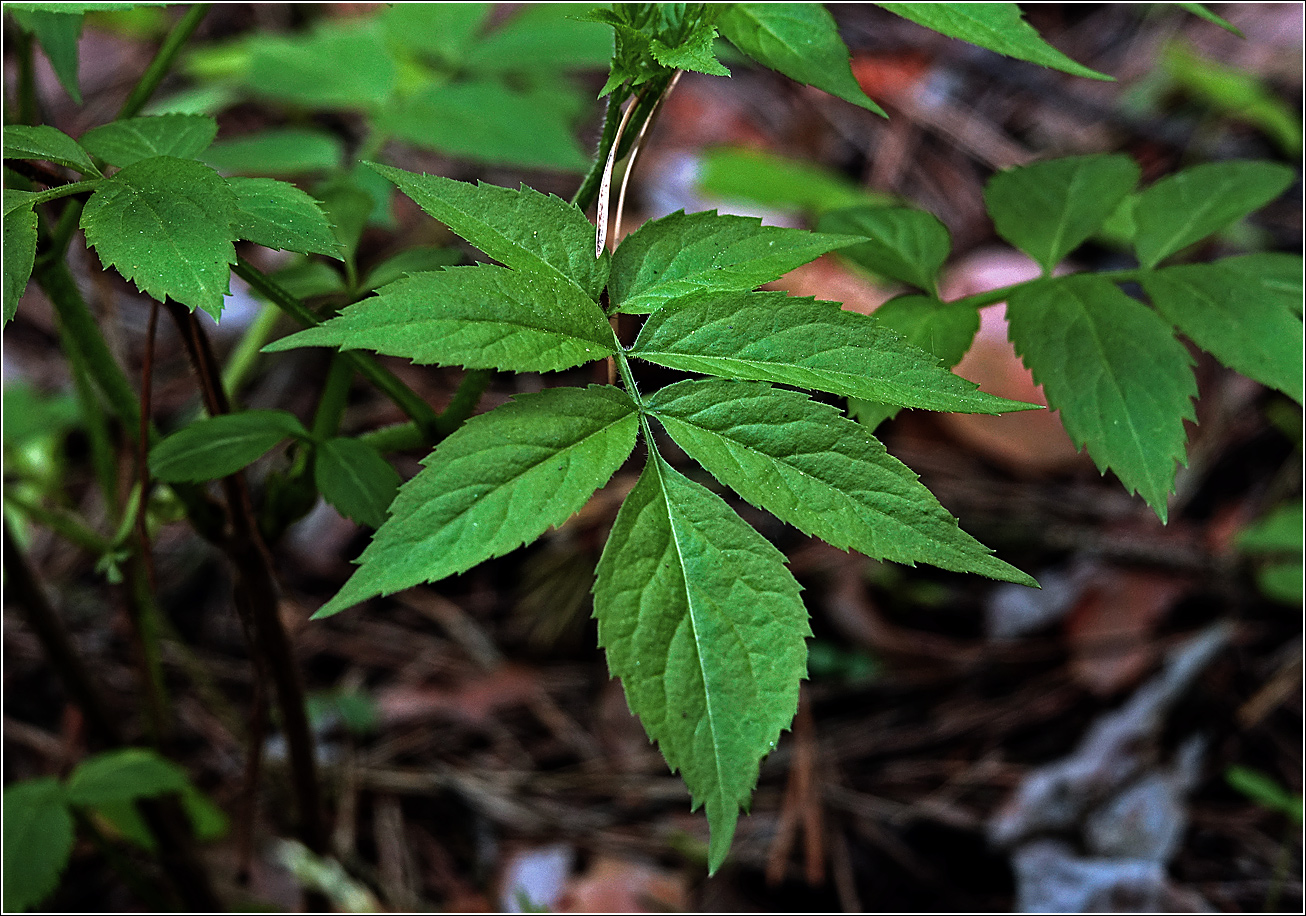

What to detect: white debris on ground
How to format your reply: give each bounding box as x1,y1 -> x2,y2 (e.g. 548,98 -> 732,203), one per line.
989,623 -> 1232,912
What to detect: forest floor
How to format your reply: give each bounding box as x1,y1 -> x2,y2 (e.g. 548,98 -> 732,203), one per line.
4,4 -> 1302,912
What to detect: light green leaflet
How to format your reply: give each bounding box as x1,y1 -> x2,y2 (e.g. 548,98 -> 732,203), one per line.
4,208 -> 38,324
717,3 -> 887,116
593,445 -> 809,874
2,124 -> 102,176
1142,260 -> 1303,403
876,3 -> 1111,80
227,176 -> 341,259
79,113 -> 217,168
845,294 -> 980,429
313,437 -> 401,529
647,378 -> 1033,585
264,265 -> 617,373
984,154 -> 1140,275
629,290 -> 1037,415
150,410 -> 309,483
80,156 -> 236,320
1133,160 -> 1294,268
364,162 -> 608,298
2,778 -> 73,913
607,209 -> 862,314
818,205 -> 952,295
1006,275 -> 1196,520
318,386 -> 639,618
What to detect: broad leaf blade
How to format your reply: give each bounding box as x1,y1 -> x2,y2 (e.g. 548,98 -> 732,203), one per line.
246,21 -> 396,109
203,128 -> 343,176
364,162 -> 608,299
697,146 -> 887,218
4,207 -> 38,325
79,113 -> 217,168
1142,259 -> 1303,403
877,3 -> 1112,80
318,386 -> 639,617
8,7 -> 84,102
313,437 -> 401,529
593,449 -> 809,873
845,294 -> 981,427
65,748 -> 190,807
3,124 -> 101,176
984,154 -> 1140,274
1176,3 -> 1243,36
2,778 -> 73,913
1133,160 -> 1294,268
718,4 -> 887,116
819,205 -> 952,294
381,3 -> 491,67
227,176 -> 341,258
1006,275 -> 1197,519
378,80 -> 590,173
609,209 -> 861,314
263,265 -> 616,373
150,409 -> 309,482
629,290 -> 1035,415
80,156 -> 236,319
648,378 -> 1036,585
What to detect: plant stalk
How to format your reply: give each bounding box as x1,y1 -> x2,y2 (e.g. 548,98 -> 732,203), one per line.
116,3 -> 212,120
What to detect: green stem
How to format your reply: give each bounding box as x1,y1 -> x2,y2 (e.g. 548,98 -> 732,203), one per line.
37,258 -> 144,438
221,299 -> 282,402
434,369 -> 492,437
18,180 -> 102,214
13,27 -> 39,125
358,421 -> 425,453
116,3 -> 212,120
233,257 -> 442,442
614,348 -> 642,405
310,356 -> 354,442
65,335 -> 122,511
573,93 -> 625,212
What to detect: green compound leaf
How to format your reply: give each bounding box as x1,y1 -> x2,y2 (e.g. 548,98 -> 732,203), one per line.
78,113 -> 217,168
609,209 -> 862,315
314,437 -> 401,529
1143,258 -> 1304,404
3,189 -> 38,217
227,176 -> 341,259
3,124 -> 102,176
4,206 -> 38,325
718,3 -> 887,117
877,3 -> 1112,80
80,156 -> 236,319
1133,160 -> 1295,268
818,205 -> 952,295
264,265 -> 616,373
1176,3 -> 1243,37
593,446 -> 809,874
984,154 -> 1140,275
845,294 -> 981,428
203,128 -> 344,176
364,162 -> 608,299
64,748 -> 190,807
1006,275 -> 1197,520
647,378 -> 1036,586
2,777 -> 74,913
629,290 -> 1036,415
318,386 -> 639,618
246,20 -> 396,109
149,409 -> 309,483
378,80 -> 590,173
1219,253 -> 1304,318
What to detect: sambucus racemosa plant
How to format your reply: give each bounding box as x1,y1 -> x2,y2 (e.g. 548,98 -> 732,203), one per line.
3,1 -> 1299,885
